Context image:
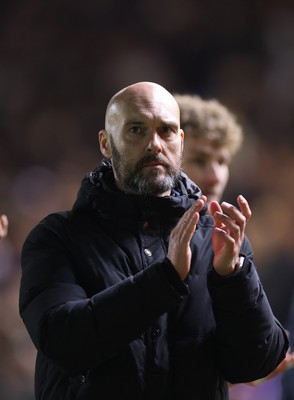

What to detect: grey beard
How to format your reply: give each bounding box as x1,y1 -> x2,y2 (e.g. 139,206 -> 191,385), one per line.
109,135 -> 182,196
124,169 -> 178,196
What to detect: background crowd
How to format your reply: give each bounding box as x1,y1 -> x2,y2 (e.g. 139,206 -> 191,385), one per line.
1,1 -> 294,399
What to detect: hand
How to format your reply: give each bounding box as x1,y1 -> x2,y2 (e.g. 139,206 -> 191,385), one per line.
167,196 -> 207,280
0,215 -> 8,240
209,195 -> 251,276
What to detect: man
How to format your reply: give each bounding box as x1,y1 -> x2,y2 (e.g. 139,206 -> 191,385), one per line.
0,214 -> 8,239
19,82 -> 288,400
173,93 -> 243,205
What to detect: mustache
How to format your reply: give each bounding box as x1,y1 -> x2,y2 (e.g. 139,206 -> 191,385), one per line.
135,154 -> 170,171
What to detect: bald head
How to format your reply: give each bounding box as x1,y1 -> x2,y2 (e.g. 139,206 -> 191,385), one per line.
105,82 -> 180,133
99,81 -> 184,196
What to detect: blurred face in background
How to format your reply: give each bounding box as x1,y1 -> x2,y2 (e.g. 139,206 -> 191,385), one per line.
183,135 -> 231,203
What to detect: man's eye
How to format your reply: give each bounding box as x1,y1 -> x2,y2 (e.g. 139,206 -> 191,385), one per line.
130,126 -> 142,134
161,126 -> 173,134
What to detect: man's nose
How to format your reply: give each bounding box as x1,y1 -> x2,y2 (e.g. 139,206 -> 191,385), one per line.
147,132 -> 162,153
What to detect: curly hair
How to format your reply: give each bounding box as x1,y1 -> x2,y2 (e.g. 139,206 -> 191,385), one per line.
174,94 -> 243,156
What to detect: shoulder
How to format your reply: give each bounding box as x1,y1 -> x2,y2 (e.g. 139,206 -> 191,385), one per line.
23,211 -> 72,246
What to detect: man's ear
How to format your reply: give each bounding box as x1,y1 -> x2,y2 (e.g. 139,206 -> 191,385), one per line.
180,128 -> 184,141
180,129 -> 184,152
99,130 -> 112,158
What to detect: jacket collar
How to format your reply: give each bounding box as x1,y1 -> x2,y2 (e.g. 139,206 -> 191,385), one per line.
73,159 -> 206,224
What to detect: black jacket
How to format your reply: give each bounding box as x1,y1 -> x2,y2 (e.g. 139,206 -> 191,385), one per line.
282,292 -> 294,400
19,159 -> 288,400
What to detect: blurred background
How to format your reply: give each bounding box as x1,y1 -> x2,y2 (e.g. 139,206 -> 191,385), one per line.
1,0 -> 294,398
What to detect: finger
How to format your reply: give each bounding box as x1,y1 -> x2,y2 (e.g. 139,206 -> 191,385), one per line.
237,195 -> 252,221
172,198 -> 205,238
220,202 -> 246,230
199,194 -> 207,204
209,200 -> 222,217
183,198 -> 205,227
210,201 -> 224,230
214,226 -> 235,247
214,211 -> 240,238
181,211 -> 200,244
182,197 -> 206,224
169,210 -> 199,259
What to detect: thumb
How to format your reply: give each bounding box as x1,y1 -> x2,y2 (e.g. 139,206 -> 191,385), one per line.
209,201 -> 224,230
209,201 -> 222,216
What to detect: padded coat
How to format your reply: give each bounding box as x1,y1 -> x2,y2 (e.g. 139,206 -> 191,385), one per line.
19,159 -> 288,400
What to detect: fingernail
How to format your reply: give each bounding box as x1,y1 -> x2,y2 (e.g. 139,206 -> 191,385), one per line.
221,201 -> 230,207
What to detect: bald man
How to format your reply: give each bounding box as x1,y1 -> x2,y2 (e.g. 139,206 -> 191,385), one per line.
20,82 -> 288,400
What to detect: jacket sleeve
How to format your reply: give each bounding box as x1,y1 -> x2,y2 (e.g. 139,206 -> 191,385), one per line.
281,293 -> 294,399
207,235 -> 289,383
19,214 -> 189,376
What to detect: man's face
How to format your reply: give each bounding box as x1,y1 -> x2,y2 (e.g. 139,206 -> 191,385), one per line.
101,84 -> 184,196
182,136 -> 231,203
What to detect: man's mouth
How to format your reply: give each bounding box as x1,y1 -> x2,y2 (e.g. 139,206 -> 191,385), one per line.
136,156 -> 168,173
142,162 -> 164,168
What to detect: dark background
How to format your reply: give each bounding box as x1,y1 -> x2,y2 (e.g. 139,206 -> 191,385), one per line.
1,1 -> 294,398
